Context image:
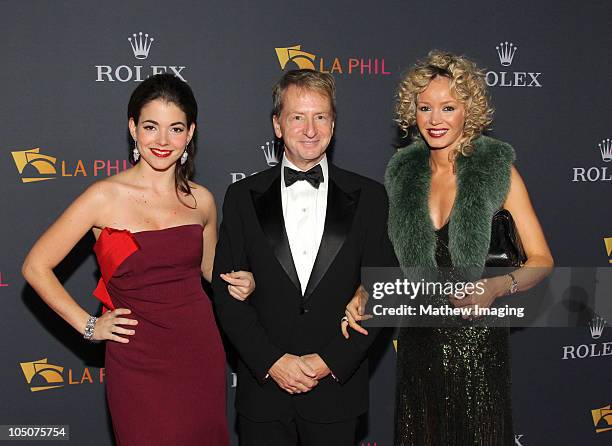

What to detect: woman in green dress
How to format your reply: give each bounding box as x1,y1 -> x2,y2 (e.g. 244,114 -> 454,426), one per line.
343,51 -> 553,445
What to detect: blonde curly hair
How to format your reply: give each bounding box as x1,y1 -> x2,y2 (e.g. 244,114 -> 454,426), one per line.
396,50 -> 493,157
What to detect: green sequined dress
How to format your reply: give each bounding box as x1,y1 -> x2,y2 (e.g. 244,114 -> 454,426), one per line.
394,221 -> 514,445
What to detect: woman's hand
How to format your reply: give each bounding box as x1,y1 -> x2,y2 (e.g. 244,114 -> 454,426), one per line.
449,277 -> 508,319
341,285 -> 372,338
91,308 -> 138,343
220,271 -> 255,301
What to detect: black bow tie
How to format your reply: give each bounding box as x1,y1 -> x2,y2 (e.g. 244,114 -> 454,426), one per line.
284,165 -> 324,189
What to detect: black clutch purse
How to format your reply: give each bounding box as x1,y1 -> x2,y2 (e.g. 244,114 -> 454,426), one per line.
485,209 -> 527,268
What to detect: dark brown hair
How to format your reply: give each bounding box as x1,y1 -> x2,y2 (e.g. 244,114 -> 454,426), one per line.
128,73 -> 197,196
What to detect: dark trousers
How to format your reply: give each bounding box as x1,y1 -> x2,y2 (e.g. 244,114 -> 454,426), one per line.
238,414 -> 358,446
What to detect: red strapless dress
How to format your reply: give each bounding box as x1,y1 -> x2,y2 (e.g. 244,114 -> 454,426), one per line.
93,224 -> 229,446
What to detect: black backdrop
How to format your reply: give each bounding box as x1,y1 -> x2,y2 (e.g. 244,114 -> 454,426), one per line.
1,1 -> 611,444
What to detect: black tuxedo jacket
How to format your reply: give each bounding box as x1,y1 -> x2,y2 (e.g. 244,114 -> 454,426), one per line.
212,162 -> 396,423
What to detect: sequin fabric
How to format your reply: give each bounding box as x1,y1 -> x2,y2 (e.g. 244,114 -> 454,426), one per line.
395,222 -> 513,445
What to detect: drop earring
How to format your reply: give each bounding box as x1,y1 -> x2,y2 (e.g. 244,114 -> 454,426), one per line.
180,149 -> 188,165
132,140 -> 140,162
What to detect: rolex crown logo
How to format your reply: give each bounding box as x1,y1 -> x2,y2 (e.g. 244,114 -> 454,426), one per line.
275,45 -> 316,70
261,141 -> 281,167
599,138 -> 612,162
128,32 -> 154,60
496,41 -> 517,67
589,316 -> 607,340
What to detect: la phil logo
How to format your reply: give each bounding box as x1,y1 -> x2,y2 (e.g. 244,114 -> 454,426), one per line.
95,31 -> 187,82
592,404 -> 612,433
11,148 -> 130,183
572,138 -> 612,183
486,41 -> 542,87
605,238 -> 612,264
275,44 -> 391,76
20,358 -> 105,392
230,140 -> 281,184
11,149 -> 57,183
561,316 -> 611,360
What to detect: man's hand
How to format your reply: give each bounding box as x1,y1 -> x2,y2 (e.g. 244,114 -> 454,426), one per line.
341,284 -> 372,338
300,353 -> 331,380
268,354 -> 318,394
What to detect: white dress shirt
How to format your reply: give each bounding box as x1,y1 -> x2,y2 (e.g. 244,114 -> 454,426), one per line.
281,154 -> 328,295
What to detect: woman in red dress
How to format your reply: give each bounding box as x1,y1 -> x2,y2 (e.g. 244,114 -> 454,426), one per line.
22,74 -> 254,445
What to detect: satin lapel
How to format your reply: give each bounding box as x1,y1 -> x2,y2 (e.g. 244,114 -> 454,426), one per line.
303,179 -> 360,301
251,175 -> 301,293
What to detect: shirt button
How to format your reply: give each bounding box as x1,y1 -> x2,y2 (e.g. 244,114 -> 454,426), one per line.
303,251 -> 307,255
302,208 -> 307,212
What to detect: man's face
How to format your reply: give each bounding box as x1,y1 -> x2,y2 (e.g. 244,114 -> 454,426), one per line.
273,85 -> 334,170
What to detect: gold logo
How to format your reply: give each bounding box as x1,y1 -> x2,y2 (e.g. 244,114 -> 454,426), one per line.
592,404 -> 612,433
275,45 -> 316,70
11,148 -> 57,183
20,358 -> 64,392
605,238 -> 612,264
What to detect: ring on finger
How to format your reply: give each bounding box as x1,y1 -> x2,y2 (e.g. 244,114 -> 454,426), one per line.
341,316 -> 349,324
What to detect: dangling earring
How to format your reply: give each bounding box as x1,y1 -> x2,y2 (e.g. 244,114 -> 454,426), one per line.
132,140 -> 140,162
180,149 -> 188,165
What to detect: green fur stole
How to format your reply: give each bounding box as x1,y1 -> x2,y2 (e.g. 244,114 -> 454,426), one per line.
385,135 -> 515,271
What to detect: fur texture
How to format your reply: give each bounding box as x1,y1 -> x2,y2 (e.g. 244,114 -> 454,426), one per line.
386,135 -> 515,271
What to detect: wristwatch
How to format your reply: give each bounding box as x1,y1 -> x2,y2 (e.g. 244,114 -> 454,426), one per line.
507,273 -> 518,295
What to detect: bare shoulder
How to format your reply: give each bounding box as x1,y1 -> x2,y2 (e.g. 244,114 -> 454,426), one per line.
78,178 -> 119,205
509,165 -> 528,194
188,182 -> 215,207
188,182 -> 217,222
504,165 -> 533,211
78,172 -> 141,219
68,180 -> 120,227
86,173 -> 134,201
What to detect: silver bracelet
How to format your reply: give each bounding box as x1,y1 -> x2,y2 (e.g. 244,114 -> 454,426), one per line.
83,315 -> 98,341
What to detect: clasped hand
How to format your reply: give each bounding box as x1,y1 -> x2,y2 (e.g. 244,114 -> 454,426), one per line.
268,353 -> 330,394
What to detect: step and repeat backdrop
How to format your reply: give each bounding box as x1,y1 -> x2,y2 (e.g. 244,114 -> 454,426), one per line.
1,1 -> 611,445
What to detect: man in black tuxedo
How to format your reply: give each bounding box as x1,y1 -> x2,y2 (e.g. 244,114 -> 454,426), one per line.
212,69 -> 395,446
